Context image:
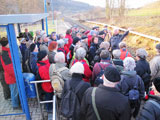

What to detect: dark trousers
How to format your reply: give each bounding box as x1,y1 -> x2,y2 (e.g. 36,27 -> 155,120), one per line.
45,92 -> 53,112
0,72 -> 10,99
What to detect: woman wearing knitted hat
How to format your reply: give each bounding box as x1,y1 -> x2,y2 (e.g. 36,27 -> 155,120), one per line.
37,50 -> 53,112
48,41 -> 58,64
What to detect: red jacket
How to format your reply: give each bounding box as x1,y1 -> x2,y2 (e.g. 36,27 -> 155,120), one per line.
72,59 -> 92,82
0,47 -> 16,84
37,60 -> 53,93
120,49 -> 132,60
88,35 -> 92,48
65,34 -> 73,49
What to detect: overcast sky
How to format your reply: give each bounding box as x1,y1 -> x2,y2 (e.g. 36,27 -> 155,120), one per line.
74,0 -> 158,8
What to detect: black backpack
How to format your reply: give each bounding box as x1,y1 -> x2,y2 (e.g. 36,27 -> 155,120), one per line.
128,78 -> 140,107
95,63 -> 110,86
60,80 -> 84,119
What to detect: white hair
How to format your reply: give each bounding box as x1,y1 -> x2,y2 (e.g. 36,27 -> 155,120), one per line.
54,52 -> 65,63
100,42 -> 110,50
113,49 -> 121,59
57,39 -> 65,48
123,57 -> 136,71
75,47 -> 86,60
136,48 -> 148,59
41,34 -> 47,41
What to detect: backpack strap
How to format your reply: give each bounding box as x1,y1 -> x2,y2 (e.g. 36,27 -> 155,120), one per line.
57,67 -> 68,74
98,64 -> 103,71
148,100 -> 160,110
125,51 -> 129,58
92,88 -> 101,120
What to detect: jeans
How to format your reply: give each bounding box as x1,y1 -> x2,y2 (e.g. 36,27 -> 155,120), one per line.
9,83 -> 20,108
45,92 -> 53,112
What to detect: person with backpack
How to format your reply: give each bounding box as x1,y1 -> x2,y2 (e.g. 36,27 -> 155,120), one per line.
119,42 -> 132,60
49,52 -> 71,98
92,50 -> 112,86
109,29 -> 129,51
37,50 -> 53,112
135,48 -> 151,94
116,57 -> 145,118
80,66 -> 131,120
61,62 -> 91,120
150,43 -> 160,80
138,78 -> 160,120
112,49 -> 124,73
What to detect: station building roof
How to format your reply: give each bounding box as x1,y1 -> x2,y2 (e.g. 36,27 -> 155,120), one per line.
0,13 -> 49,24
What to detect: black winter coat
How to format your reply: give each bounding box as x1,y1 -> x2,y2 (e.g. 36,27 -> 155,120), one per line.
92,48 -> 105,66
88,43 -> 99,64
80,85 -> 131,120
109,31 -> 129,51
98,37 -> 104,46
138,95 -> 160,120
62,73 -> 91,103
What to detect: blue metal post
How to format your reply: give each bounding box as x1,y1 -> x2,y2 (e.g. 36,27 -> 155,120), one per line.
7,24 -> 31,120
44,0 -> 48,35
41,19 -> 45,30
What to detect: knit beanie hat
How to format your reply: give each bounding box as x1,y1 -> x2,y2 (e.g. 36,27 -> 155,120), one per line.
153,78 -> 160,92
29,43 -> 36,52
73,37 -> 81,45
104,66 -> 120,82
70,62 -> 84,74
37,50 -> 47,61
0,37 -> 8,47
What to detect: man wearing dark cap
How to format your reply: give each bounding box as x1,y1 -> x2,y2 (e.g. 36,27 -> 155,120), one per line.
0,37 -> 20,109
98,31 -> 106,46
138,78 -> 160,120
70,37 -> 81,57
80,66 -> 131,120
150,43 -> 160,80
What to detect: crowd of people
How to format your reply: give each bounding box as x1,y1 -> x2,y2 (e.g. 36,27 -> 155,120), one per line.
0,25 -> 160,120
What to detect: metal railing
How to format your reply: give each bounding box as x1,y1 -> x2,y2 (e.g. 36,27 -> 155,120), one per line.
86,21 -> 160,42
30,80 -> 58,120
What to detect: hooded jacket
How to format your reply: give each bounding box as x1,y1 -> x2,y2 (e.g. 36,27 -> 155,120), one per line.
65,34 -> 73,49
37,60 -> 53,93
116,70 -> 145,98
120,48 -> 131,60
29,52 -> 38,75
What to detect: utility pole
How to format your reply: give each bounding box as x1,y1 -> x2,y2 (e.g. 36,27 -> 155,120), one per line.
44,0 -> 48,35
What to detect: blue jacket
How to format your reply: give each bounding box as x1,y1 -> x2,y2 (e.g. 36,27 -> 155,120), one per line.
29,52 -> 38,75
109,31 -> 129,51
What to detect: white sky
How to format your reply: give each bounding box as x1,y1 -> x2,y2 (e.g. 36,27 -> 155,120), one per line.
74,0 -> 158,8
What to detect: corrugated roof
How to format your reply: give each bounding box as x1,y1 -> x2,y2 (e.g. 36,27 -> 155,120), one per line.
0,13 -> 49,24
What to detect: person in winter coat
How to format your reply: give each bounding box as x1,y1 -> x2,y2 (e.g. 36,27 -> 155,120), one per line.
98,31 -> 106,46
92,41 -> 110,66
70,37 -> 81,58
39,34 -> 49,53
116,57 -> 145,118
87,30 -> 97,48
36,37 -> 43,51
49,52 -> 71,97
57,39 -> 66,56
112,49 -> 124,72
119,42 -> 131,60
92,50 -> 112,86
65,29 -> 73,49
135,48 -> 151,93
138,78 -> 160,120
48,41 -> 58,64
24,28 -> 33,41
62,62 -> 91,120
0,38 -> 20,109
150,43 -> 160,80
37,50 -> 53,112
29,44 -> 38,75
0,44 -> 10,100
109,29 -> 129,51
80,66 -> 131,120
88,36 -> 99,64
50,32 -> 57,41
72,47 -> 92,82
